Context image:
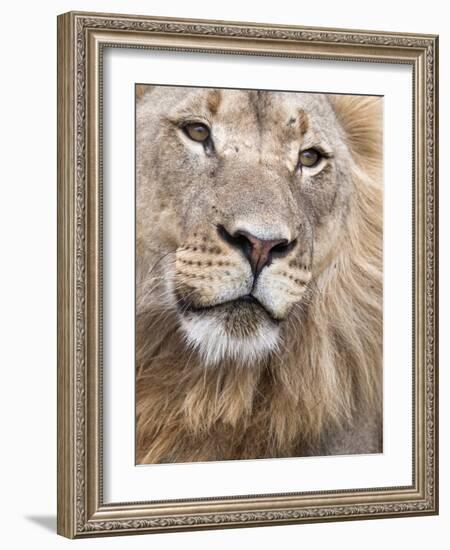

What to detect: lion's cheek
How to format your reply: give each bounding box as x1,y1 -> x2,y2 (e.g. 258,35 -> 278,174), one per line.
253,266 -> 311,319
172,247 -> 252,309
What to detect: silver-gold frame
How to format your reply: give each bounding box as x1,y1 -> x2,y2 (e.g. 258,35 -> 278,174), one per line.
57,11 -> 439,538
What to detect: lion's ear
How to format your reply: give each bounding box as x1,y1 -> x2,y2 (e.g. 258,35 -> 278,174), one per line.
330,95 -> 383,175
136,84 -> 154,102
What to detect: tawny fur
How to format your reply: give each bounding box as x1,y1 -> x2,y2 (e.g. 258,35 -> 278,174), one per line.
136,88 -> 383,463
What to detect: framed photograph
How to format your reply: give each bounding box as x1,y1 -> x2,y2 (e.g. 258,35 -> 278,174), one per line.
57,11 -> 439,538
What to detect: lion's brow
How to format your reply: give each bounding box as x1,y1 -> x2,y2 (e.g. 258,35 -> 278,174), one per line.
206,89 -> 222,115
298,109 -> 309,135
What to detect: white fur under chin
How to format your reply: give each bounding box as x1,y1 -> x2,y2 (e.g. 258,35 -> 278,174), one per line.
179,315 -> 280,367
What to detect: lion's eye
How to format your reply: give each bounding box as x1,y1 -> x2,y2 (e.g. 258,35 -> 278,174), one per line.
183,123 -> 211,143
298,148 -> 322,168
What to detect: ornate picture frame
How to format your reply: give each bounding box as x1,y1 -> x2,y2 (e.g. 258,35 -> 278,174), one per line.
57,11 -> 438,538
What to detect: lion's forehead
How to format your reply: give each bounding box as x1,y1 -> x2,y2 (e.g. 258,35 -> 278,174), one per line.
169,88 -> 337,141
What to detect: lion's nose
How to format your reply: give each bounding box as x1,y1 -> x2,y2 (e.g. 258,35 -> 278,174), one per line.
217,225 -> 297,278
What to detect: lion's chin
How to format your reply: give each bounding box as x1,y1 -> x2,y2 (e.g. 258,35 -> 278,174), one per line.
178,300 -> 280,367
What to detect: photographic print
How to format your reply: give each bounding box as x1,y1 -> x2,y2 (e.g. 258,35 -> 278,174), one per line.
135,85 -> 383,464
58,12 -> 438,537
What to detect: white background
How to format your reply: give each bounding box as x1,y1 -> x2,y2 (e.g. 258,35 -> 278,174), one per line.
0,0 -> 447,548
104,50 -> 412,502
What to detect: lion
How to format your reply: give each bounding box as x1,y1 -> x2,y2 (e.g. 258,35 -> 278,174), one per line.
135,85 -> 383,464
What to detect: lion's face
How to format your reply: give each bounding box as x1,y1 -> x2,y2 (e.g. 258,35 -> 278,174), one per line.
137,87 -> 355,365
